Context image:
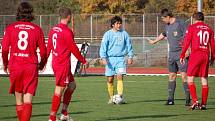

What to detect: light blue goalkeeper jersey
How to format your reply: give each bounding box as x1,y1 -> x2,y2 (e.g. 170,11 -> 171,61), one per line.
99,29 -> 134,59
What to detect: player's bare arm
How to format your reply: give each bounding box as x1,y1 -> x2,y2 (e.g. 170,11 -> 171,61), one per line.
148,33 -> 165,44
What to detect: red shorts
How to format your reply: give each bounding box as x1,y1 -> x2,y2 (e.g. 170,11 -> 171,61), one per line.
187,51 -> 209,77
52,64 -> 74,87
9,64 -> 38,96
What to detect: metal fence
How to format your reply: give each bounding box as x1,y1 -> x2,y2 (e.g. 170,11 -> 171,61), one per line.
0,14 -> 215,67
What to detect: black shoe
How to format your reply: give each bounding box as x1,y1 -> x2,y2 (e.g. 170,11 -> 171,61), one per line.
165,99 -> 175,105
185,100 -> 191,106
200,105 -> 207,110
189,102 -> 199,110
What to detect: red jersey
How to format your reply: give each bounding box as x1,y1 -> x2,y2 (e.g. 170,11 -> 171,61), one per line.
47,23 -> 86,67
2,21 -> 47,68
180,21 -> 215,59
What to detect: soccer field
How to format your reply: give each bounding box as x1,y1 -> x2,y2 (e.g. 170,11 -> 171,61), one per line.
0,76 -> 215,121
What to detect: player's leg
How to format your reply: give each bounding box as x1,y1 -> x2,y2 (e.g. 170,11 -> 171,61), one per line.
105,57 -> 116,104
167,72 -> 177,105
107,76 -> 114,104
60,81 -> 76,120
180,72 -> 191,106
187,76 -> 199,110
200,77 -> 208,110
15,92 -> 23,121
14,64 -> 38,121
116,74 -> 126,104
22,93 -> 33,121
116,74 -> 123,96
166,58 -> 178,105
199,54 -> 209,110
177,58 -> 191,106
49,86 -> 65,121
116,57 -> 126,97
9,66 -> 24,121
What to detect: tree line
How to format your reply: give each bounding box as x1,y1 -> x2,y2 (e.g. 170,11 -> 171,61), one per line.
0,0 -> 215,15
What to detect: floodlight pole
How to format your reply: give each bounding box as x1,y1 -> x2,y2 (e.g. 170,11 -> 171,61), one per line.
198,0 -> 202,12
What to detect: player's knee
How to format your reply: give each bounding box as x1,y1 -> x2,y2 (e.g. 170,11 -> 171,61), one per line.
55,86 -> 65,95
68,82 -> 76,90
107,76 -> 114,83
107,80 -> 114,83
23,93 -> 33,103
201,77 -> 208,85
181,77 -> 187,82
169,73 -> 177,80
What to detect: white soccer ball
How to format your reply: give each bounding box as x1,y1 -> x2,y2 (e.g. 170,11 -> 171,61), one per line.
113,94 -> 124,104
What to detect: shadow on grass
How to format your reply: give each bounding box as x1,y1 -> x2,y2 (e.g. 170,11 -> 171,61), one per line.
0,111 -> 93,120
97,114 -> 190,121
0,116 -> 17,120
0,99 -> 89,107
126,98 -> 213,104
126,99 -> 167,104
208,101 -> 215,105
31,111 -> 92,118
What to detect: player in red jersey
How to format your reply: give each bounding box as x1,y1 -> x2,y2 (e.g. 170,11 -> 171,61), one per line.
47,7 -> 87,121
180,12 -> 215,110
2,2 -> 47,121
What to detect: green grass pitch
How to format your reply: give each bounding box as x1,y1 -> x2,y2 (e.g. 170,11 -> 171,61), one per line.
0,76 -> 215,121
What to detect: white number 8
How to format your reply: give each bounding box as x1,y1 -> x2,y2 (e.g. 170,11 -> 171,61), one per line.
18,31 -> 28,50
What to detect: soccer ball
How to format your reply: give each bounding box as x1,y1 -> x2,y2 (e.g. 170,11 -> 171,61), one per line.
112,94 -> 124,104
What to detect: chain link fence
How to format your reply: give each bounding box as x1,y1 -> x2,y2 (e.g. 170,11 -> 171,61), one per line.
0,14 -> 215,67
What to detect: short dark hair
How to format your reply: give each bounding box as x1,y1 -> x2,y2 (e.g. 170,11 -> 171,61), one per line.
193,12 -> 204,21
160,9 -> 173,17
110,16 -> 122,27
16,2 -> 34,21
59,7 -> 71,19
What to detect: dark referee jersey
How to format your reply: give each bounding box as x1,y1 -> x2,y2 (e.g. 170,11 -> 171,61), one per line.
162,18 -> 187,59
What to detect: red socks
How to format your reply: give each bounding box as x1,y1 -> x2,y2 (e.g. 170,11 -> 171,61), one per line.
49,94 -> 61,121
21,103 -> 32,121
188,82 -> 198,103
16,104 -> 23,121
49,88 -> 74,120
61,89 -> 74,115
201,85 -> 209,105
189,82 -> 209,105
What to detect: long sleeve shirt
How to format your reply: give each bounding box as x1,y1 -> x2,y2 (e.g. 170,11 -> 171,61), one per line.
2,21 -> 47,68
180,21 -> 215,59
99,29 -> 134,59
47,23 -> 86,67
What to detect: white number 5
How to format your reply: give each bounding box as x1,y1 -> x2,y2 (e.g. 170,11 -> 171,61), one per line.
18,31 -> 28,50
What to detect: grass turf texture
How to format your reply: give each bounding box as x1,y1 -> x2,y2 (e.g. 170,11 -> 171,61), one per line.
0,76 -> 215,121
